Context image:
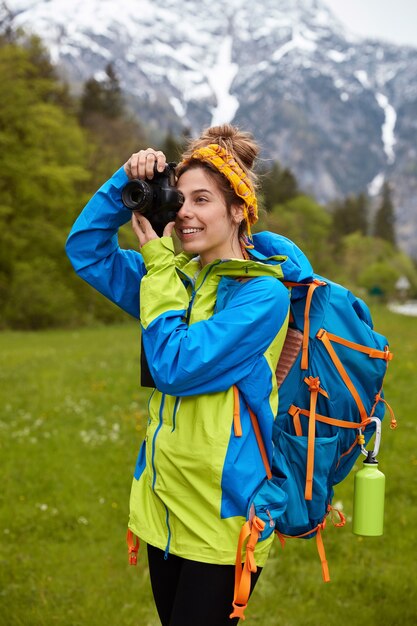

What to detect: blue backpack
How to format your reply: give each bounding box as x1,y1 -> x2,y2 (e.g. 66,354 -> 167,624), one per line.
230,233 -> 396,620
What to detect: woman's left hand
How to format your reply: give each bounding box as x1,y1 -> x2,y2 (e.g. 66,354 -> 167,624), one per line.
131,213 -> 176,247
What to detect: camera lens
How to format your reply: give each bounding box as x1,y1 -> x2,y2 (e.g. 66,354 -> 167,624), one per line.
121,180 -> 153,211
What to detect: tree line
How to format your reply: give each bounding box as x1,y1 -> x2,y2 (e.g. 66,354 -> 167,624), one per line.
0,27 -> 415,330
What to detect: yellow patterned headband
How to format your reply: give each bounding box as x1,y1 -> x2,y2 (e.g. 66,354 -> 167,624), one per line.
184,144 -> 258,236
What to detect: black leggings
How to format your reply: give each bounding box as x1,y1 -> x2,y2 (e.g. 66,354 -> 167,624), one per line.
147,544 -> 262,626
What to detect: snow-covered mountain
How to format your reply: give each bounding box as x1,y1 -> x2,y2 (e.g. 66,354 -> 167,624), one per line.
6,0 -> 417,257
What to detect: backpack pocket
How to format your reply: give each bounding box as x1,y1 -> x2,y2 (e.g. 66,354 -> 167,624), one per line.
274,427 -> 340,536
248,474 -> 288,541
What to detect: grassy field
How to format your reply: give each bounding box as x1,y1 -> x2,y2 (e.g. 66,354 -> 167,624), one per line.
0,306 -> 416,626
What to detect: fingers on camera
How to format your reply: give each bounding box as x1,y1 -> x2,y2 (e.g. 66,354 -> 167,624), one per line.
128,149 -> 166,179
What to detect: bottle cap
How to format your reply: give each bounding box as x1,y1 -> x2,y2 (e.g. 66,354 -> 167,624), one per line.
364,450 -> 378,465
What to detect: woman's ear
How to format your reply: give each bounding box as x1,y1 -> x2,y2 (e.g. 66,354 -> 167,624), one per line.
231,204 -> 245,225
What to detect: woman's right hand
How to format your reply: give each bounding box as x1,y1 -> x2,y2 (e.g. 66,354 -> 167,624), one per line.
124,148 -> 167,180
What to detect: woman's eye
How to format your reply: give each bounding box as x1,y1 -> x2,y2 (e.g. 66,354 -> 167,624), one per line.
195,197 -> 207,203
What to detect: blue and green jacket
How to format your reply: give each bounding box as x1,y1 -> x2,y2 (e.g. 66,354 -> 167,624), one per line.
66,167 -> 313,566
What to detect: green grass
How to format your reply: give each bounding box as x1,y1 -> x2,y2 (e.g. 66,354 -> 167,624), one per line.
0,307 -> 416,625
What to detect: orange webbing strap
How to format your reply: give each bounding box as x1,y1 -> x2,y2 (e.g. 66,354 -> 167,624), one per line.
301,281 -> 326,370
276,507 -> 346,583
282,279 -> 326,370
126,529 -> 140,566
323,332 -> 393,362
315,523 -> 330,582
230,516 -> 265,621
233,385 -> 242,437
315,506 -> 347,582
317,329 -> 368,421
291,406 -> 303,436
248,407 -> 272,480
380,397 -> 397,429
371,390 -> 398,430
328,504 -> 346,528
289,404 -> 371,476
276,522 -> 330,582
368,351 -> 397,429
304,377 -> 329,501
288,404 -> 371,431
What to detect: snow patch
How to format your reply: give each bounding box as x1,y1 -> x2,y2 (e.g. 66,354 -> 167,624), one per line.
375,93 -> 397,164
169,96 -> 186,119
94,70 -> 110,82
368,173 -> 385,197
327,50 -> 346,63
206,35 -> 239,126
272,25 -> 317,63
314,9 -> 331,27
354,70 -> 371,89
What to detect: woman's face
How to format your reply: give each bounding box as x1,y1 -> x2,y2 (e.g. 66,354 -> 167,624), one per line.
175,168 -> 244,266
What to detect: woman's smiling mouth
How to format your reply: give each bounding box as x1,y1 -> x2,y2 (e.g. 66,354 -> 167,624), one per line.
180,227 -> 204,235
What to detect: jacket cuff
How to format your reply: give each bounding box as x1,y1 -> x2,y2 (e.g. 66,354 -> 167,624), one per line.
141,237 -> 175,271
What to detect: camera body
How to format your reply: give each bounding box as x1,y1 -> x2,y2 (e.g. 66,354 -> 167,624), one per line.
121,162 -> 184,236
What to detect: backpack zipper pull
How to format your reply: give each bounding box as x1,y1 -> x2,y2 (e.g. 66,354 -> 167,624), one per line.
266,509 -> 275,528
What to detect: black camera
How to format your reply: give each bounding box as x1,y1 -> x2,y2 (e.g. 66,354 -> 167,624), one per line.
121,162 -> 184,236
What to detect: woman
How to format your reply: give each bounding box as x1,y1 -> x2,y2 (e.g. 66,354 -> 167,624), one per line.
66,125 -> 292,625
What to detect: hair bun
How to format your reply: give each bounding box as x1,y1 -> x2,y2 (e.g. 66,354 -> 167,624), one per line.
178,123 -> 260,190
184,124 -> 259,173
203,124 -> 259,171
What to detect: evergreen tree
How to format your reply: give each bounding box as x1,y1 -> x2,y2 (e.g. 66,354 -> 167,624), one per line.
103,62 -> 124,118
78,61 -> 147,192
161,129 -> 188,163
0,1 -> 15,44
261,162 -> 298,211
330,192 -> 368,241
374,181 -> 396,246
79,62 -> 124,123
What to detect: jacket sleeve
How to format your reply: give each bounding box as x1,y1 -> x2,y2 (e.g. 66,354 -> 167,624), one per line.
65,166 -> 146,318
140,237 -> 290,396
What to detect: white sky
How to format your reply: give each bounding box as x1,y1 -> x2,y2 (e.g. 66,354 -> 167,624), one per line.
322,0 -> 417,48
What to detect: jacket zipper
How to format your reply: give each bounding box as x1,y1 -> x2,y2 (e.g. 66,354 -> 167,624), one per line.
185,261 -> 222,324
151,393 -> 165,490
150,260 -> 222,558
149,392 -> 174,558
172,396 -> 181,432
164,505 -> 172,559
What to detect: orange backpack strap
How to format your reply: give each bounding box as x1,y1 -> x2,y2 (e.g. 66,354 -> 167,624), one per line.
323,332 -> 393,361
276,521 -> 330,582
304,377 -> 329,500
315,522 -> 330,583
126,529 -> 140,565
276,506 -> 346,583
233,385 -> 243,437
289,404 -> 371,431
248,406 -> 272,479
317,329 -> 368,421
230,516 -> 265,621
283,279 -> 326,370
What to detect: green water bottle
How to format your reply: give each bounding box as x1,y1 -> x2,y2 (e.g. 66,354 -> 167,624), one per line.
353,450 -> 385,536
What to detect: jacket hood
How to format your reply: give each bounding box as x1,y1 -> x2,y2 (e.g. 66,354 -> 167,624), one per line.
250,232 -> 314,284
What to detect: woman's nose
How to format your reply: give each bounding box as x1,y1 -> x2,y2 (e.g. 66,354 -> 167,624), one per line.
176,199 -> 193,219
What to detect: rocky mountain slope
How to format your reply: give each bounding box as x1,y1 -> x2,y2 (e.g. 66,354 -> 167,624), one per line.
6,0 -> 417,257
